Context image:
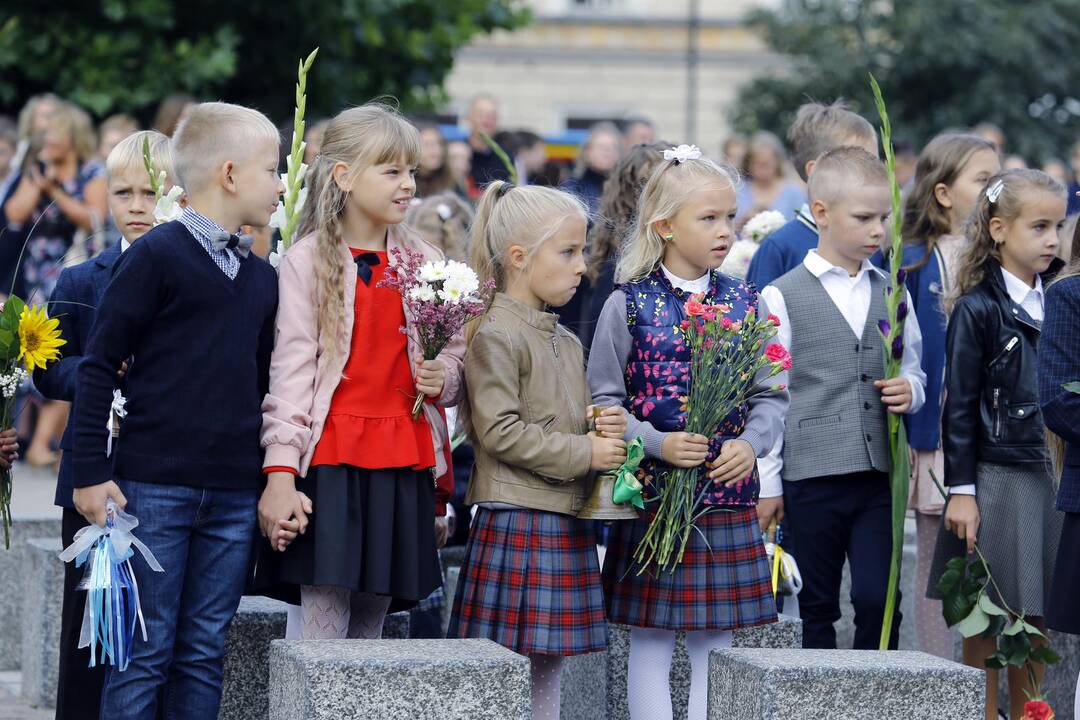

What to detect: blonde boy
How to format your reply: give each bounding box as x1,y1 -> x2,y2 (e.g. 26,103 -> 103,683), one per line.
70,103 -> 282,720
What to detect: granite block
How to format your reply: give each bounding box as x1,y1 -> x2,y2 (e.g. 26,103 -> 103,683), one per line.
20,537 -> 64,708
0,519 -> 61,671
218,596 -> 289,720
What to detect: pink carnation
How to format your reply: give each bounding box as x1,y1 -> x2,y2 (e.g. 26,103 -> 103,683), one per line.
765,343 -> 792,370
768,313 -> 781,327
685,300 -> 705,317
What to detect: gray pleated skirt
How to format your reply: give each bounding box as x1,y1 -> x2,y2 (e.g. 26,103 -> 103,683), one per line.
928,462 -> 1063,616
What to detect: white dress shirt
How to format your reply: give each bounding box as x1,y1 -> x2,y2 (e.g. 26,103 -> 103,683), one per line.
662,264 -> 711,294
756,251 -> 927,497
950,267 -> 1045,497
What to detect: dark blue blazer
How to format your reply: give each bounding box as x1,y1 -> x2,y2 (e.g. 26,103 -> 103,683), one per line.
33,244 -> 122,508
745,211 -> 818,290
1039,274 -> 1080,514
872,243 -> 947,450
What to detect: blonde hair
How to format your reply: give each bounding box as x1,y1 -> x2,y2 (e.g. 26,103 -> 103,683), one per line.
945,168 -> 1065,314
171,102 -> 279,193
807,146 -> 888,205
615,152 -> 739,284
788,100 -> 876,181
99,114 -> 139,141
46,102 -> 97,163
404,193 -> 473,262
295,102 -> 421,359
467,181 -> 587,340
16,93 -> 61,141
901,133 -> 996,270
105,130 -> 175,184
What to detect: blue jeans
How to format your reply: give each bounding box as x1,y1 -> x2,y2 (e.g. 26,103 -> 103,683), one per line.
100,481 -> 257,720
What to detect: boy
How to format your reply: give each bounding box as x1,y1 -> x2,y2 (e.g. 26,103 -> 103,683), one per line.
746,101 -> 878,289
35,129 -> 173,720
71,103 -> 282,719
759,147 -> 927,649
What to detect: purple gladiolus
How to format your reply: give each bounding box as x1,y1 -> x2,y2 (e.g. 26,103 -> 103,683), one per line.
891,334 -> 904,361
897,301 -> 908,322
896,268 -> 907,285
877,319 -> 891,337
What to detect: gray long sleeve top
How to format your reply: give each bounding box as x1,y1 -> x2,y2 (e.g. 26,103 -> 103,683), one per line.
586,289 -> 789,462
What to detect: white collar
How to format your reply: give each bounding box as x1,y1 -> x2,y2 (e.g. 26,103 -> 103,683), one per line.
121,238 -> 131,253
661,264 -> 710,294
1000,266 -> 1043,306
803,250 -> 878,281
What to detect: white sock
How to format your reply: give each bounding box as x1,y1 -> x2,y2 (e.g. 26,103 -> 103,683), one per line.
685,630 -> 732,720
530,653 -> 563,720
284,603 -> 303,640
628,627 -> 676,720
1074,668 -> 1079,720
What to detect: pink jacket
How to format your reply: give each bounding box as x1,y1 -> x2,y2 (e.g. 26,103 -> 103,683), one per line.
260,227 -> 465,478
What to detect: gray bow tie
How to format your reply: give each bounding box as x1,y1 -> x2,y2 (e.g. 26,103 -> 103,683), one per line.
209,231 -> 254,258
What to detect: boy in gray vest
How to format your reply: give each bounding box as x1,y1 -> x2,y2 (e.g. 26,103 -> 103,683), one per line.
758,147 -> 927,649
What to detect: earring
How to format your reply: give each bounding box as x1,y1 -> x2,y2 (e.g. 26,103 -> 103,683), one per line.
664,234 -> 674,243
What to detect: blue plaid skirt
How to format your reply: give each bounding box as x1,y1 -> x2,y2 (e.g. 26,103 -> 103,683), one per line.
603,507 -> 776,631
448,507 -> 607,656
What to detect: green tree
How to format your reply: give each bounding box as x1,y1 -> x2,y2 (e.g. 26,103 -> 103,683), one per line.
732,0 -> 1080,162
0,0 -> 528,122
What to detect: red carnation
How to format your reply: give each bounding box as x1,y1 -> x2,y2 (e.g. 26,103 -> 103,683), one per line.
765,343 -> 792,370
1023,701 -> 1055,720
768,313 -> 781,327
685,300 -> 705,317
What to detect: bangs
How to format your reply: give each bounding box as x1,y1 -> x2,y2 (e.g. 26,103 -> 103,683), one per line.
370,118 -> 421,168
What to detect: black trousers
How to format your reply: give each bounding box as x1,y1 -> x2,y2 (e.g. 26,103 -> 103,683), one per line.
782,470 -> 902,649
56,507 -> 106,720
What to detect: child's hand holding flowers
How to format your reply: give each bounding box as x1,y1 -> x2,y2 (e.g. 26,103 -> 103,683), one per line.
414,358 -> 446,399
707,438 -> 756,486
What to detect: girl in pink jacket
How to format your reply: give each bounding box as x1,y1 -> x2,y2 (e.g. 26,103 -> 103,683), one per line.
255,103 -> 464,639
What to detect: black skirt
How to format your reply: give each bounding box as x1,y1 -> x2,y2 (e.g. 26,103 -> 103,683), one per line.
252,464 -> 442,612
1048,512 -> 1080,634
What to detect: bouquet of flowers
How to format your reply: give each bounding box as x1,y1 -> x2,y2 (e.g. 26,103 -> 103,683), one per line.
0,296 -> 64,548
742,209 -> 786,243
721,210 -> 786,279
634,294 -> 790,574
58,499 -> 164,670
378,247 -> 494,417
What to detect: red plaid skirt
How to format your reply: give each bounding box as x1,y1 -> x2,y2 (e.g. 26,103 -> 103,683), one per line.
603,507 -> 776,631
448,507 -> 607,655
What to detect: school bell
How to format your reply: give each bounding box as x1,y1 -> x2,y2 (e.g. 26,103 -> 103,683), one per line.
577,407 -> 639,521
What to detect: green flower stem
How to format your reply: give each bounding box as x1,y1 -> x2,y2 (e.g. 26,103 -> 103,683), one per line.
142,135 -> 161,199
479,132 -> 519,185
279,47 -> 319,252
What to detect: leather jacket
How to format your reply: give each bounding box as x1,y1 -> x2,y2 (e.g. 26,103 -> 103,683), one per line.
942,258 -> 1062,488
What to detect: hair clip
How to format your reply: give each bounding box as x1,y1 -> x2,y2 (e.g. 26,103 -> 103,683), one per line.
494,182 -> 515,200
663,144 -> 703,164
436,203 -> 453,221
986,178 -> 1004,204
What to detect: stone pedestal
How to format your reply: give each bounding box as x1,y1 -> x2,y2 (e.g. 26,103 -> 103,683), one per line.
0,519 -> 61,671
20,537 -> 64,708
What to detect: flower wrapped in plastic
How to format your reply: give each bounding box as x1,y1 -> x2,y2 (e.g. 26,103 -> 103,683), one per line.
58,499 -> 163,670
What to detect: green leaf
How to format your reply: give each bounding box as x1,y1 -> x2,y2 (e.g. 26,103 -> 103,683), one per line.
984,652 -> 1008,670
1022,622 -> 1047,639
1064,382 -> 1080,394
955,603 -> 990,638
1003,618 -> 1026,636
1030,645 -> 1062,666
978,593 -> 1010,617
985,614 -> 1008,639
999,632 -> 1032,666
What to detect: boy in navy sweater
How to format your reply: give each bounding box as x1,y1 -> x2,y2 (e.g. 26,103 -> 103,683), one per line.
71,103 -> 282,720
36,130 -> 175,720
746,101 -> 879,289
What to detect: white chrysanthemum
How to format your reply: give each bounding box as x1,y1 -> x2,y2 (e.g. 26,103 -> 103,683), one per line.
409,284 -> 437,303
443,261 -> 479,296
418,260 -> 449,283
743,210 -> 787,243
154,185 -> 185,225
719,239 -> 759,280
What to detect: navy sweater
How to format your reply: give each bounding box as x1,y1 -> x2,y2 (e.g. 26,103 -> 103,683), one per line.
745,213 -> 818,290
72,220 -> 278,491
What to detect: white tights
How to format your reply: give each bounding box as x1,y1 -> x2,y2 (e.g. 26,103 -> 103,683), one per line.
530,653 -> 563,720
627,627 -> 732,720
299,585 -> 392,639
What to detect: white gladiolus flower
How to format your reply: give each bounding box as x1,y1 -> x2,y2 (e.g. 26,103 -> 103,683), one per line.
268,251 -> 282,269
269,185 -> 307,230
743,210 -> 787,243
153,185 -> 185,225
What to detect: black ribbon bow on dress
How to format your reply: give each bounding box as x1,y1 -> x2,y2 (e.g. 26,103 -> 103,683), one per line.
354,252 -> 381,285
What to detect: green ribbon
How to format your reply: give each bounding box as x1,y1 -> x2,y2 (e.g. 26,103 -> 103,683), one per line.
610,437 -> 645,510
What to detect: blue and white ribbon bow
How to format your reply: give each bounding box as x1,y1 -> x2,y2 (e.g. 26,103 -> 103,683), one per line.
58,500 -> 163,670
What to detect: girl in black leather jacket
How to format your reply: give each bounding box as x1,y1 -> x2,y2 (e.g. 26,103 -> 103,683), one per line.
933,169 -> 1067,720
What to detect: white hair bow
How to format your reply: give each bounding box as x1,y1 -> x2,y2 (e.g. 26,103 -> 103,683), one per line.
663,144 -> 703,163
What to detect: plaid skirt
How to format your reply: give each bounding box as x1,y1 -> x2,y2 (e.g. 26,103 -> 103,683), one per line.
448,507 -> 607,656
603,507 -> 776,631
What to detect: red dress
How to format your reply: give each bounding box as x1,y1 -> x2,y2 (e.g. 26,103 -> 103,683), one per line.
309,248 -> 436,471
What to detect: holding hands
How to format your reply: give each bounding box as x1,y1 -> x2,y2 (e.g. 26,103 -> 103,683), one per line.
258,472 -> 314,552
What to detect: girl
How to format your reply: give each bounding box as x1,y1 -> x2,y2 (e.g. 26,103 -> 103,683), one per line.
935,169 -> 1066,720
581,141 -> 668,348
1040,215 -> 1080,719
587,148 -> 788,720
415,123 -> 464,199
881,132 -> 999,660
257,103 -> 463,640
404,192 -> 473,262
734,130 -> 805,225
448,181 -> 628,720
563,122 -> 622,214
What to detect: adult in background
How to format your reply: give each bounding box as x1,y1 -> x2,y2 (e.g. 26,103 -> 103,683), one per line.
465,94 -> 510,195
622,116 -> 656,150
416,123 -> 464,198
563,121 -> 622,214
735,131 -> 806,225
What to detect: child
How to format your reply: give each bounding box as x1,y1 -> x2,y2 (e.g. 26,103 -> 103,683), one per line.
581,141 -> 667,349
404,191 -> 472,262
935,169 -> 1066,720
1039,214 -> 1080,717
70,102 -> 281,720
256,103 -> 461,641
760,147 -> 927,651
448,182 -> 627,720
588,148 -> 788,720
34,129 -> 174,720
875,132 -> 999,660
746,101 -> 878,289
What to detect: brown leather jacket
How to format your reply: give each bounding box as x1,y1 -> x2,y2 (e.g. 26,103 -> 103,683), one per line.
464,293 -> 594,515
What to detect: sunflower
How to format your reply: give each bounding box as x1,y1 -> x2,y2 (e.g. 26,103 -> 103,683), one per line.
17,305 -> 64,373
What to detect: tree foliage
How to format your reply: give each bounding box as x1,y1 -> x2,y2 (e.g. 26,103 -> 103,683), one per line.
732,0 -> 1080,161
0,0 -> 528,122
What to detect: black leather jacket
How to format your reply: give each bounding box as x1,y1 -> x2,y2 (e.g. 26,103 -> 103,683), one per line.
942,258 -> 1062,488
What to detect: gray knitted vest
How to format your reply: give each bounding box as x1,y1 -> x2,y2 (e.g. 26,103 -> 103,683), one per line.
772,264 -> 891,481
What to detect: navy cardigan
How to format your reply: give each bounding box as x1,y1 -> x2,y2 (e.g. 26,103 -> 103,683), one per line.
1039,274 -> 1080,513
